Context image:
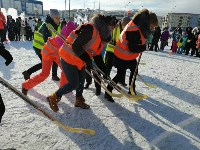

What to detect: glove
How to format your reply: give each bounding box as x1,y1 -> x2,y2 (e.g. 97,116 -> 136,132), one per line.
0,44 -> 13,66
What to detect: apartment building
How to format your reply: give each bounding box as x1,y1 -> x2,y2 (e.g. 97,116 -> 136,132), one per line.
162,13 -> 200,31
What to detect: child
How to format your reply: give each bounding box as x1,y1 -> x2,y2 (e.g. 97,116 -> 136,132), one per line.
171,29 -> 180,53
177,32 -> 188,54
22,21 -> 76,95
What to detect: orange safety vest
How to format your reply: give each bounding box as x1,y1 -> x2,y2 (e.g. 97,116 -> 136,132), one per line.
41,36 -> 60,60
114,21 -> 145,60
59,23 -> 105,70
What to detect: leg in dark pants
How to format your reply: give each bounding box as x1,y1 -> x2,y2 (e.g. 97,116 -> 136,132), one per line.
105,69 -> 126,102
104,51 -> 114,76
0,94 -> 5,123
52,61 -> 59,81
25,47 -> 42,77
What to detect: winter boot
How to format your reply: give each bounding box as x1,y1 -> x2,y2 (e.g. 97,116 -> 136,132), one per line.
22,87 -> 28,95
104,92 -> 114,102
47,93 -> 61,112
75,96 -> 90,109
95,85 -> 101,96
52,75 -> 60,81
22,71 -> 30,80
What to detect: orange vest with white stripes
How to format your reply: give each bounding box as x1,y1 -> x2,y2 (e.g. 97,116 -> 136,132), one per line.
114,21 -> 145,60
41,36 -> 60,60
59,23 -> 105,70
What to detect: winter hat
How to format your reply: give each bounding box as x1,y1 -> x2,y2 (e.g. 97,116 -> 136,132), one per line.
49,9 -> 60,18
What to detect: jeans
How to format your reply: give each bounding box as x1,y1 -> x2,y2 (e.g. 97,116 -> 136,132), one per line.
56,59 -> 85,97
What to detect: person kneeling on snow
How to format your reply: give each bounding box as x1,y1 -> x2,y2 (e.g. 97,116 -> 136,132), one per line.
22,21 -> 76,95
0,43 -> 13,123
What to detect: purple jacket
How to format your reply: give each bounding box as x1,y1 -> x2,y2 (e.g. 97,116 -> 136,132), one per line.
56,21 -> 76,47
161,30 -> 170,41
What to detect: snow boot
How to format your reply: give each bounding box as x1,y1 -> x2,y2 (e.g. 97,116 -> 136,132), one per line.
22,71 -> 30,80
52,75 -> 60,81
75,96 -> 90,109
47,93 -> 61,112
22,87 -> 28,95
95,85 -> 101,96
104,92 -> 114,102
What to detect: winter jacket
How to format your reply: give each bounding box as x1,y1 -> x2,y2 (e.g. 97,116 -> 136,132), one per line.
0,12 -> 6,29
56,21 -> 76,47
196,34 -> 200,48
59,23 -> 105,70
160,30 -> 170,41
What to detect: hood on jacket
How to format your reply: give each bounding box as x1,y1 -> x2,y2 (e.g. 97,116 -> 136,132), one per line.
132,10 -> 152,39
90,14 -> 113,42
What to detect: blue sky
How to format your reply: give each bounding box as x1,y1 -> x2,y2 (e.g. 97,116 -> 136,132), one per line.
41,0 -> 200,16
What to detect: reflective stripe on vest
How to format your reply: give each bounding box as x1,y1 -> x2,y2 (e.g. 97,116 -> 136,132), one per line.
33,23 -> 61,50
114,22 -> 145,60
67,23 -> 101,57
60,23 -> 103,70
42,37 -> 60,60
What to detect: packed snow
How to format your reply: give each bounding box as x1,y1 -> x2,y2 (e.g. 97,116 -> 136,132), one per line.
0,40 -> 200,150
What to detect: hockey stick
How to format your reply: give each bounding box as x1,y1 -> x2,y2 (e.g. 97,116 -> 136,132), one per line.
0,77 -> 95,135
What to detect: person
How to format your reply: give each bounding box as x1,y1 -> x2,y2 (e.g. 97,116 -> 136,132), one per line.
22,21 -> 76,95
15,18 -> 21,41
104,9 -> 158,102
160,27 -> 170,50
22,9 -> 61,81
104,17 -> 131,86
0,8 -> 6,43
0,43 -> 13,123
149,26 -> 161,51
46,14 -> 116,112
177,32 -> 188,54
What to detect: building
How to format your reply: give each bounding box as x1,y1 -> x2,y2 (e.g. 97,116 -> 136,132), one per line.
0,0 -> 43,16
162,13 -> 200,31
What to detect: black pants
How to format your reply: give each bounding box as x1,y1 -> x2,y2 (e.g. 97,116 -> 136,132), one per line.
26,46 -> 58,76
106,60 -> 137,94
105,51 -> 126,83
0,29 -> 4,43
0,94 -> 5,123
85,60 -> 101,90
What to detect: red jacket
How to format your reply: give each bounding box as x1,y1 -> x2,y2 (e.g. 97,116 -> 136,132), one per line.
0,12 -> 6,29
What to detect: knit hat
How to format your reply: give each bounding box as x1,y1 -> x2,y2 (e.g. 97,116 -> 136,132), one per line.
49,9 -> 60,18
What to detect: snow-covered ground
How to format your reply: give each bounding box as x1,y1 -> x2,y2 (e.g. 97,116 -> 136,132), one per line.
0,40 -> 200,150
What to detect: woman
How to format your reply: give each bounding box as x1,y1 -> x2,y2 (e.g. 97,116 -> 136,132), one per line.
22,9 -> 61,81
105,9 -> 158,102
47,14 -> 116,112
22,21 -> 76,95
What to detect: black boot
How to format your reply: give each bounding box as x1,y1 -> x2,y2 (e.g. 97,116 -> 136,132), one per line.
52,75 -> 60,81
22,87 -> 28,95
104,92 -> 114,102
22,71 -> 30,80
95,87 -> 101,96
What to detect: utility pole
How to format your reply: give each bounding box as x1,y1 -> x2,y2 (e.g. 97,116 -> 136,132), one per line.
99,0 -> 100,12
69,0 -> 70,20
